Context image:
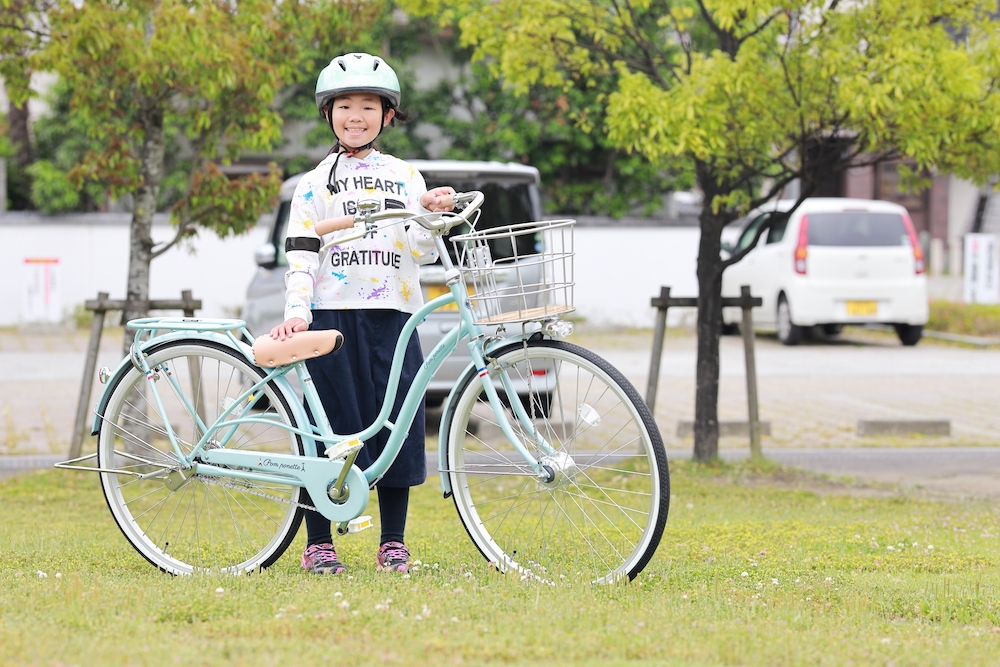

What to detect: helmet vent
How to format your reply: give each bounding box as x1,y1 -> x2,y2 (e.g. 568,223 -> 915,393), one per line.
373,60 -> 380,71
337,59 -> 346,71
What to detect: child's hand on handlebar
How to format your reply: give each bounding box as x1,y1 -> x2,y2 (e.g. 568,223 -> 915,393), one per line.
421,187 -> 456,212
270,318 -> 307,340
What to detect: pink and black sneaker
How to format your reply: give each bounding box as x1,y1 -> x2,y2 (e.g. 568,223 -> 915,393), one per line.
377,541 -> 410,573
301,543 -> 347,575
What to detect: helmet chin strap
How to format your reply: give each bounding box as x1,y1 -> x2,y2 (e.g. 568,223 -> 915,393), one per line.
326,111 -> 383,195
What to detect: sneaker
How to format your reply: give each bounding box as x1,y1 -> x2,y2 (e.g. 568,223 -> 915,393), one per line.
377,541 -> 410,573
301,543 -> 347,575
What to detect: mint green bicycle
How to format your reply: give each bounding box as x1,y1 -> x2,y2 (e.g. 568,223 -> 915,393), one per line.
59,192 -> 669,584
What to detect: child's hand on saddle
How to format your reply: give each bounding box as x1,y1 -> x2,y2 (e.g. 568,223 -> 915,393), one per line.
270,318 -> 307,340
421,187 -> 456,212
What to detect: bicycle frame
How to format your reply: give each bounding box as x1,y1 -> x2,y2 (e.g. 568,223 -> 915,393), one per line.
80,226 -> 559,523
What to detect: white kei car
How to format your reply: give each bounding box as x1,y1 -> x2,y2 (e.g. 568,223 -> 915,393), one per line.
721,198 -> 929,346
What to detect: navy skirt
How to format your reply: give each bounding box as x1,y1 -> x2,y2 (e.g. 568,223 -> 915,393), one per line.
305,309 -> 426,487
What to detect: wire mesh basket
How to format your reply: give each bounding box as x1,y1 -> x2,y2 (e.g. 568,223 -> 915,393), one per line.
450,219 -> 575,325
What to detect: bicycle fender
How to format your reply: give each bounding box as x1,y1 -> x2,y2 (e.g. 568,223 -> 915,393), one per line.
91,330 -> 246,436
90,333 -> 316,457
436,333 -> 542,497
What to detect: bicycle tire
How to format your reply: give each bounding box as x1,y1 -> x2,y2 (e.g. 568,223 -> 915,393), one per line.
98,339 -> 304,575
442,339 -> 670,584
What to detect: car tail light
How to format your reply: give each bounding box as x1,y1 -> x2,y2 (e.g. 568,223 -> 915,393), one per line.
901,213 -> 925,274
794,215 -> 809,275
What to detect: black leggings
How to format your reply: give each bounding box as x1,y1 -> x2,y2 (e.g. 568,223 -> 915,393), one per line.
303,485 -> 410,547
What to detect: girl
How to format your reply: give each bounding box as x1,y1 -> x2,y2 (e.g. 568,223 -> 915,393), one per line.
270,52 -> 455,574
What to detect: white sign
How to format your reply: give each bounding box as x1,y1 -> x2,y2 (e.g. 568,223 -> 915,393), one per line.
963,234 -> 1000,304
22,257 -> 61,323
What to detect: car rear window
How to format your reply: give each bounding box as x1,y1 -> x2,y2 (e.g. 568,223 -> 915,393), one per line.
807,212 -> 910,247
426,181 -> 540,262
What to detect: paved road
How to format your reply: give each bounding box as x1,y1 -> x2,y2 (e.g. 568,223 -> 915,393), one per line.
3,326 -> 1000,497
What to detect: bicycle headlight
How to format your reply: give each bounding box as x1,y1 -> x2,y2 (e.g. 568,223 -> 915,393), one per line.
543,319 -> 574,338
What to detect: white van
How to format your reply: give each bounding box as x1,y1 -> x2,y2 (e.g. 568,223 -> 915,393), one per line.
721,198 -> 929,346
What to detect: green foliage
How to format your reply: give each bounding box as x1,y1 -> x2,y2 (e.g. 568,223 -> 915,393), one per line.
927,300 -> 1000,338
403,0 -> 1000,219
25,159 -> 78,213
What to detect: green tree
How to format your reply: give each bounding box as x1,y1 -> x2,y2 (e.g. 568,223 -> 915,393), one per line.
401,0 -> 1000,461
1,0 -> 55,208
26,0 -> 374,352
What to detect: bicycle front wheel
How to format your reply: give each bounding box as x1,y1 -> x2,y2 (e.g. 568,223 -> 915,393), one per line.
98,339 -> 304,575
443,339 -> 669,584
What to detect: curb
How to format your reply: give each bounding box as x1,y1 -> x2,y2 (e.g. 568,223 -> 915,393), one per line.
0,455 -> 63,471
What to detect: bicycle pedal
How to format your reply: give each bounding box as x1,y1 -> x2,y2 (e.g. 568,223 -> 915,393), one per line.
325,438 -> 363,461
347,515 -> 373,533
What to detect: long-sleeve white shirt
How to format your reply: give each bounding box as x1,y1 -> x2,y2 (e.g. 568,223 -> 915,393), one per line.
283,151 -> 439,324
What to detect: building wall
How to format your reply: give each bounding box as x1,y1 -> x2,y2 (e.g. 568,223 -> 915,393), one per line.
0,215 -> 702,329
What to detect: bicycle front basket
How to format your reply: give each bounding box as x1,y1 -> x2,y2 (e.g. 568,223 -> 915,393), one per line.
450,219 -> 575,325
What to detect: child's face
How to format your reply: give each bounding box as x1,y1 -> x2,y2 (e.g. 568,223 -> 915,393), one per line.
329,94 -> 393,149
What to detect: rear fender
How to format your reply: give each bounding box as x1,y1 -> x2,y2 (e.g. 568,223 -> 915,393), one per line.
90,332 -> 316,456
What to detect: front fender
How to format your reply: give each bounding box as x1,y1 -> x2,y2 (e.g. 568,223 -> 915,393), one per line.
89,332 -> 316,456
436,332 -> 544,497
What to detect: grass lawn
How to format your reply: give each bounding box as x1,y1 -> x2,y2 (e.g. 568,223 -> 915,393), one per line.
1,461 -> 998,666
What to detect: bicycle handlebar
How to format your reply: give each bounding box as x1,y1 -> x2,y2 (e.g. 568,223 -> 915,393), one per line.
319,190 -> 484,252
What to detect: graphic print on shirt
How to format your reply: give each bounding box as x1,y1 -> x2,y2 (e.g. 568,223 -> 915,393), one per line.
282,151 -> 438,323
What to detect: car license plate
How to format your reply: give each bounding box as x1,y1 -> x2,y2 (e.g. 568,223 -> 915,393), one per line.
425,284 -> 470,310
846,300 -> 878,316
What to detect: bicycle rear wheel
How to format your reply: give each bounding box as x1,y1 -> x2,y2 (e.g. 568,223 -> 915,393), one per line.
97,339 -> 304,575
442,339 -> 669,584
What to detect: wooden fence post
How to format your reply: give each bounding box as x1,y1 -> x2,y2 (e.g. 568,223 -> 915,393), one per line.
739,285 -> 762,458
647,285 -> 763,455
646,286 -> 671,411
67,292 -> 202,458
68,292 -> 109,459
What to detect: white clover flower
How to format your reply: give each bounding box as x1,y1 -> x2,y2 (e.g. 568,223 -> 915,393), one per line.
334,591 -> 343,598
37,571 -> 47,579
741,572 -> 749,578
451,617 -> 460,623
215,587 -> 224,594
772,578 -> 779,585
339,600 -> 350,610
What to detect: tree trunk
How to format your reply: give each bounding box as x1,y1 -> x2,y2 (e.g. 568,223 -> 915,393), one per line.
693,208 -> 728,462
7,98 -> 33,210
121,96 -> 166,357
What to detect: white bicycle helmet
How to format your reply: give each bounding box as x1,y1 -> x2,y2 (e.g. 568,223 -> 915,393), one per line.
315,53 -> 401,114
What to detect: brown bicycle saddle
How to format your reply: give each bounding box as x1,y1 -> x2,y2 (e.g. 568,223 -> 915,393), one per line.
251,330 -> 344,367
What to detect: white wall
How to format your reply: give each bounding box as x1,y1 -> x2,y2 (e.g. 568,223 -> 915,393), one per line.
0,214 -> 269,326
573,227 -> 701,328
0,215 -> 701,328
